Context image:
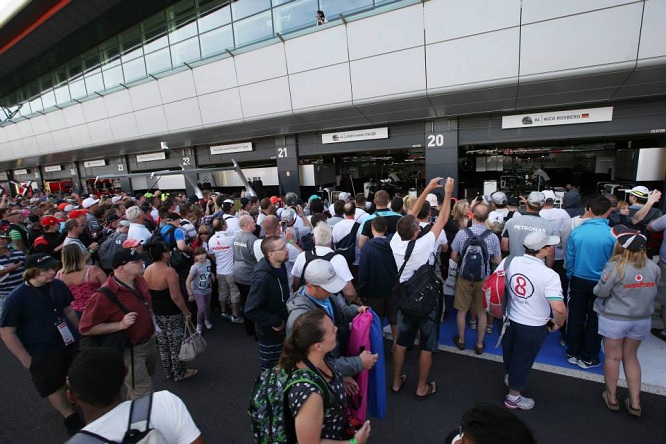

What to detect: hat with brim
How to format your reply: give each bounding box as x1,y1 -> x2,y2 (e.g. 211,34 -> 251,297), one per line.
25,253 -> 60,270
523,231 -> 560,250
304,259 -> 347,293
611,224 -> 647,252
112,249 -> 148,269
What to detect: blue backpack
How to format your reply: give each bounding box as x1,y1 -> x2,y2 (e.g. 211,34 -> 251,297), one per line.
459,229 -> 492,282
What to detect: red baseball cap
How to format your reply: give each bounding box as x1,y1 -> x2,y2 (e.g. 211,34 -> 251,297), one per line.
269,196 -> 283,204
68,209 -> 87,219
40,216 -> 60,227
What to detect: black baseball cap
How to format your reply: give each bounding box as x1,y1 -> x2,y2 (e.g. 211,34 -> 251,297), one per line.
25,253 -> 60,270
112,249 -> 148,269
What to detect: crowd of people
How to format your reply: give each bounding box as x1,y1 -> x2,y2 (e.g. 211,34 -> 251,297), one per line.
0,179 -> 663,442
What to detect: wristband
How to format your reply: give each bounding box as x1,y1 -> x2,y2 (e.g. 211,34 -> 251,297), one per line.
288,239 -> 295,245
350,439 -> 357,444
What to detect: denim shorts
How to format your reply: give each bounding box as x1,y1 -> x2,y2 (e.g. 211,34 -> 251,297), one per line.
396,309 -> 439,352
598,315 -> 651,341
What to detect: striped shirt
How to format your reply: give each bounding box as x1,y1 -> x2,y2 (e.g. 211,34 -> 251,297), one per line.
0,249 -> 26,297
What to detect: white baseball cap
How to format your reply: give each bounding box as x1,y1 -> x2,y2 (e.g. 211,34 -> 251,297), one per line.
542,190 -> 557,202
490,191 -> 507,205
82,197 -> 100,209
425,193 -> 439,208
523,231 -> 560,250
526,191 -> 545,207
630,186 -> 649,199
338,192 -> 351,201
304,259 -> 346,293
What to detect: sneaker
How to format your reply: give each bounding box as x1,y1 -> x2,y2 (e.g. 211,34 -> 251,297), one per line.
566,354 -> 578,365
196,324 -> 203,334
204,320 -> 214,330
560,338 -> 566,347
231,315 -> 244,324
221,312 -> 231,321
577,359 -> 601,369
504,395 -> 535,410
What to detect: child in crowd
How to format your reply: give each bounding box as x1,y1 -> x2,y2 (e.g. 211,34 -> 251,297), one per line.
186,247 -> 215,333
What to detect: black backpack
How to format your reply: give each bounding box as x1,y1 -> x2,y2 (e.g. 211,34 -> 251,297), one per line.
459,229 -> 492,282
300,250 -> 337,287
334,222 -> 360,266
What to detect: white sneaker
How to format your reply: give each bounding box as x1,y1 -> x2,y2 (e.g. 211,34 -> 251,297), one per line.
567,354 -> 578,365
504,395 -> 535,410
231,315 -> 244,324
221,312 -> 231,320
195,324 -> 203,334
204,320 -> 213,330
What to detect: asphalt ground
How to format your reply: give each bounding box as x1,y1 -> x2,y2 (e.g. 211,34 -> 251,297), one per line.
0,318 -> 663,444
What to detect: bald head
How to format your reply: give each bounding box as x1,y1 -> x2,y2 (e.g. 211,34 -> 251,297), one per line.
239,215 -> 255,231
262,215 -> 279,236
472,203 -> 489,223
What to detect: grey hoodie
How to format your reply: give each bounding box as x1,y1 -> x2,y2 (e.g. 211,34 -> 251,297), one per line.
593,260 -> 661,320
286,289 -> 363,377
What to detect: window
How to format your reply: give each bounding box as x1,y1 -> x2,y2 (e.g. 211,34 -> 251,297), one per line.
231,0 -> 271,20
123,58 -> 147,83
320,0 -> 373,18
198,3 -> 231,32
146,48 -> 173,74
273,0 -> 317,34
233,10 -> 273,47
171,36 -> 201,66
200,25 -> 234,57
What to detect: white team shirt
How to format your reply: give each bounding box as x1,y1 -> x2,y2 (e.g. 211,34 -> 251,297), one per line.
79,391 -> 201,444
390,231 -> 437,282
291,246 -> 353,283
505,255 -> 563,326
208,230 -> 235,274
539,207 -> 571,261
222,215 -> 240,233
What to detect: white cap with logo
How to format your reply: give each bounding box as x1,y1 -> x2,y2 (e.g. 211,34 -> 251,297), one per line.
304,259 -> 347,293
523,231 -> 560,250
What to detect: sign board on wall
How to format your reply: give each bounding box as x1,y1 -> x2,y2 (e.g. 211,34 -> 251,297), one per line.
502,107 -> 613,129
83,160 -> 106,168
136,152 -> 166,162
14,169 -> 28,175
44,165 -> 62,172
210,142 -> 253,155
322,127 -> 388,144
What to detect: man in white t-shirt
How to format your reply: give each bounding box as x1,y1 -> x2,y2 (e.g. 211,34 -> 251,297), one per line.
291,222 -> 358,303
254,215 -> 300,289
209,217 -> 241,322
67,348 -> 203,444
390,177 -> 453,399
502,231 -> 566,411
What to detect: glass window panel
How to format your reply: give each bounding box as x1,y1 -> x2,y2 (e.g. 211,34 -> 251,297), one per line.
67,59 -> 84,81
144,34 -> 169,54
27,81 -> 40,98
29,97 -> 43,114
274,0 -> 317,34
119,26 -> 143,54
39,74 -> 53,90
171,37 -> 201,66
198,3 -> 231,32
198,0 -> 226,13
69,78 -> 87,100
83,50 -> 101,72
53,66 -> 68,85
320,0 -> 372,18
122,46 -> 144,63
232,0 -> 271,20
375,0 -> 398,4
200,25 -> 233,58
146,48 -> 172,75
85,71 -> 105,93
233,11 -> 273,47
123,58 -> 147,83
42,90 -> 56,109
272,0 -> 293,6
169,20 -> 198,44
103,65 -> 124,88
143,12 -> 169,52
54,85 -> 71,105
167,0 -> 196,29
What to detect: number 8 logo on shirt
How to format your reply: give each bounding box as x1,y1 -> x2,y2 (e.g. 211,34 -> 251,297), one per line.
509,273 -> 534,299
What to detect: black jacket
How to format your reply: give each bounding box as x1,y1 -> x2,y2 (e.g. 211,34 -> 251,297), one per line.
357,236 -> 398,299
245,257 -> 290,337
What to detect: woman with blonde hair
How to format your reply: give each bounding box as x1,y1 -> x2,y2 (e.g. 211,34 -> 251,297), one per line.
593,225 -> 660,416
451,199 -> 471,230
56,244 -> 107,317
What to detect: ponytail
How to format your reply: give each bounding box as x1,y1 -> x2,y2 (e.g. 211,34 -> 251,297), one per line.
278,310 -> 327,372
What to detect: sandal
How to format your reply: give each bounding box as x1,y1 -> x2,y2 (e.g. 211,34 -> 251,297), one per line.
602,390 -> 619,412
415,382 -> 437,400
175,369 -> 198,382
474,342 -> 486,355
453,336 -> 465,350
390,375 -> 407,394
469,320 -> 477,330
625,398 -> 641,417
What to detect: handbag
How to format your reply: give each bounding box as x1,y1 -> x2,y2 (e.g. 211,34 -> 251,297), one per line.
179,321 -> 206,361
393,241 -> 441,319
